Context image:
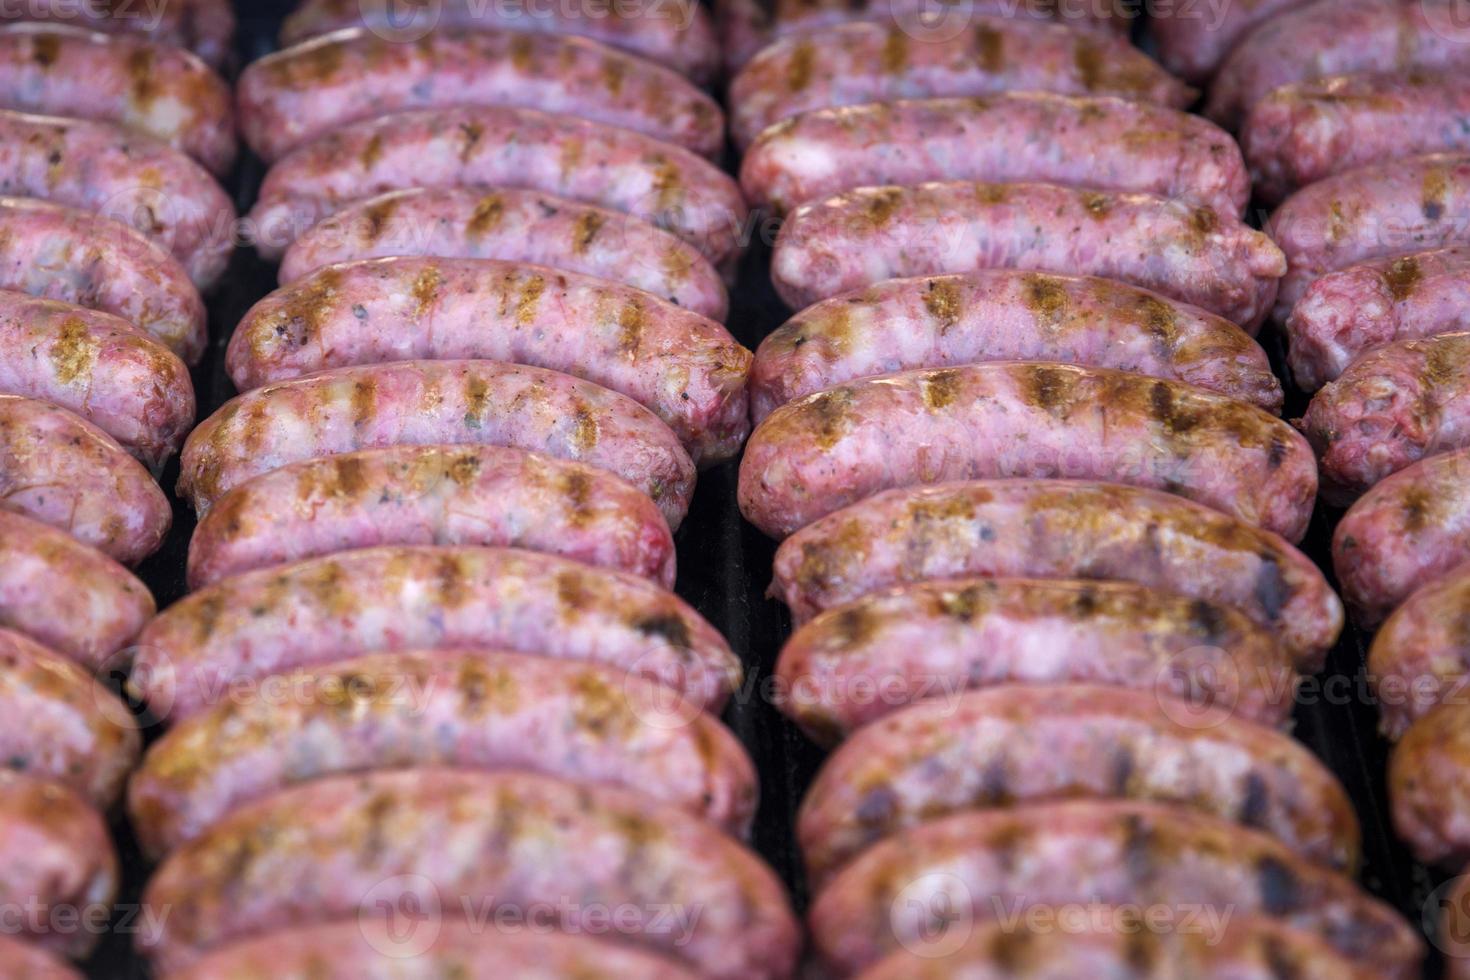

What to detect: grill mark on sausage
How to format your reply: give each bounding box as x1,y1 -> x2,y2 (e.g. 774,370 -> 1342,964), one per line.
466,194 -> 505,239
1424,167 -> 1449,221
573,212 -> 605,254
1385,255 -> 1423,300
410,267 -> 443,319
1074,35 -> 1103,90
1021,274 -> 1068,320
922,279 -> 962,332
359,133 -> 384,170
1256,854 -> 1301,915
922,370 -> 962,410
880,30 -> 908,73
49,317 -> 96,385
787,40 -> 814,91
30,33 -> 59,68
633,611 -> 694,649
975,24 -> 1004,71
359,197 -> 399,242
1239,771 -> 1269,829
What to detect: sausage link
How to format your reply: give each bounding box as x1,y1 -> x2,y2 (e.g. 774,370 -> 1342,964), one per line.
0,0 -> 233,67
1389,701 -> 1470,866
1368,564 -> 1470,739
1150,0 -> 1313,81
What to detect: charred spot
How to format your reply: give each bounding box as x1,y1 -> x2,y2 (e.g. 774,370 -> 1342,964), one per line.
514,275 -> 546,325
862,188 -> 904,227
1121,812 -> 1156,882
976,754 -> 1012,805
1186,598 -> 1227,644
360,198 -> 399,242
618,302 -> 646,355
922,369 -> 963,410
854,784 -> 899,828
1073,36 -> 1103,89
1136,296 -> 1179,354
127,47 -> 160,104
1261,933 -> 1304,980
556,569 -> 593,613
462,375 -> 489,430
1122,929 -> 1157,973
570,671 -> 626,737
1400,484 -> 1434,532
1385,256 -> 1422,300
1110,744 -> 1136,794
1253,553 -> 1288,622
1267,435 -> 1288,470
360,133 -> 384,170
938,585 -> 984,621
410,267 -> 443,318
1024,364 -> 1077,418
457,122 -> 485,163
1070,586 -> 1100,618
30,33 -> 59,68
49,317 -> 96,386
922,278 -> 962,331
333,456 -> 369,497
570,405 -> 599,452
562,471 -> 593,527
466,194 -> 505,239
805,388 -> 854,451
880,29 -> 908,73
1190,207 -> 1219,235
786,40 -> 814,92
1080,191 -> 1112,218
1148,382 -> 1203,436
446,451 -> 481,487
832,604 -> 877,645
1238,771 -> 1269,828
1424,168 -> 1450,221
559,137 -> 584,178
601,58 -> 626,96
633,611 -> 693,648
350,379 -> 377,429
1021,274 -> 1068,320
975,24 -> 1004,71
1256,854 -> 1301,914
508,33 -> 535,71
572,212 -> 606,255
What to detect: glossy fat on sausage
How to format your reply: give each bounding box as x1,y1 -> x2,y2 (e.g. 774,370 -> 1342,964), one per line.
187,444 -> 676,590
0,109 -> 235,290
0,771 -> 116,959
0,0 -> 234,67
236,28 -> 724,163
129,649 -> 756,858
0,627 -> 139,809
776,576 -> 1297,741
800,684 -> 1358,887
0,290 -> 194,468
773,181 -> 1284,328
740,363 -> 1316,541
1268,153 -> 1470,322
227,258 -> 750,464
0,23 -> 234,175
0,395 -> 169,563
249,106 -> 746,266
1368,563 -> 1470,739
1299,331 -> 1470,503
1150,0 -> 1314,81
1245,72 -> 1470,204
1390,701 -> 1470,866
741,94 -> 1248,216
728,19 -> 1192,148
279,188 -> 728,323
808,800 -> 1423,978
0,197 -> 206,364
1334,448 -> 1470,626
178,360 -> 694,530
0,509 -> 153,672
280,0 -> 720,82
130,546 -> 740,722
138,769 -> 799,979
1287,247 -> 1470,391
770,480 -> 1343,669
749,271 -> 1282,425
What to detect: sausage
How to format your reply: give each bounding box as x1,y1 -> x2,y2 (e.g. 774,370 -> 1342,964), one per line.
1287,247 -> 1470,391
137,768 -> 799,978
130,546 -> 740,722
727,19 -> 1192,149
1267,153 -> 1470,322
0,109 -> 235,290
236,28 -> 724,163
1367,563 -> 1470,739
0,0 -> 234,67
739,363 -> 1316,541
1389,701 -> 1470,866
741,93 -> 1248,217
808,799 -> 1423,978
1333,448 -> 1470,626
1208,0 -> 1470,129
800,683 -> 1358,887
0,23 -> 234,175
0,936 -> 78,979
0,290 -> 194,468
770,479 -> 1343,669
178,360 -> 695,530
0,197 -> 206,364
777,576 -> 1297,741
249,105 -> 746,266
749,272 -> 1282,426
279,188 -> 728,324
772,181 -> 1285,327
0,394 -> 169,563
1150,0 -> 1314,82
0,627 -> 139,809
0,771 -> 116,959
1245,72 -> 1470,205
1298,331 -> 1470,503
187,444 -> 676,590
226,258 -> 751,464
0,509 -> 153,672
173,923 -> 701,980
280,0 -> 720,82
129,649 -> 756,858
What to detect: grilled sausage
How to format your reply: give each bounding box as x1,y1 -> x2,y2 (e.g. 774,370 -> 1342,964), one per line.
0,109 -> 235,290
0,936 -> 78,979
1390,701 -> 1470,866
1299,331 -> 1470,503
1267,153 -> 1470,322
0,395 -> 169,563
776,576 -> 1297,741
772,181 -> 1285,327
0,627 -> 139,808
0,510 -> 153,672
770,479 -> 1343,668
0,23 -> 234,175
174,923 -> 701,980
236,28 -> 724,163
129,649 -> 756,858
130,546 -> 740,722
1334,448 -> 1470,626
279,188 -> 727,323
1245,72 -> 1470,204
0,291 -> 193,468
0,0 -> 234,67
0,771 -> 116,959
741,94 -> 1248,217
728,19 -> 1192,149
226,258 -> 750,464
800,683 -> 1357,887
1208,0 -> 1470,128
249,106 -> 746,266
137,769 -> 799,978
740,363 -> 1316,540
750,272 -> 1282,426
187,445 -> 675,590
809,799 -> 1423,978
1287,247 -> 1470,390
0,197 -> 206,364
280,0 -> 720,82
1368,563 -> 1470,739
1150,0 -> 1314,82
